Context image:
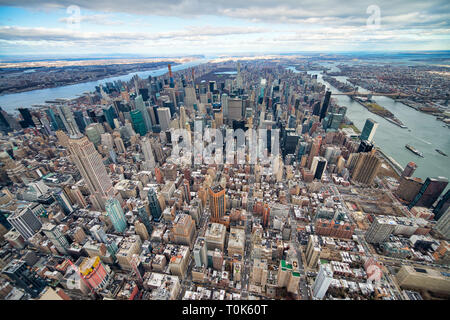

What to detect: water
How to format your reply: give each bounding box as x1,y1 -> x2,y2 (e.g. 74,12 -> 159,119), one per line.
306,69 -> 450,190
0,58 -> 209,114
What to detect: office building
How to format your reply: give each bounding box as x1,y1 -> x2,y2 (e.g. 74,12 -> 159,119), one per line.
434,207 -> 450,239
408,177 -> 448,210
193,237 -> 207,268
360,118 -> 378,142
305,235 -> 321,269
141,137 -> 155,170
41,223 -> 70,255
311,156 -> 327,180
209,185 -> 226,223
319,91 -> 331,121
67,135 -> 115,210
312,263 -> 333,299
105,197 -> 127,233
402,162 -> 417,178
351,152 -> 381,185
148,188 -> 162,222
157,107 -> 171,131
205,223 -> 226,252
7,206 -> 42,240
79,256 -> 113,291
365,216 -> 397,244
130,109 -> 148,136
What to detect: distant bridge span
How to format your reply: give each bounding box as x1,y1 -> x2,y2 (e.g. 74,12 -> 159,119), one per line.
331,91 -> 408,98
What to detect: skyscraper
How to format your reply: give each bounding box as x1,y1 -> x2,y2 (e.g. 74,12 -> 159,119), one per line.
209,185 -> 226,223
319,91 -> 331,121
130,109 -> 148,136
42,222 -> 70,254
105,197 -> 127,233
148,188 -> 162,222
351,153 -> 381,185
312,263 -> 333,299
54,189 -> 74,215
67,135 -> 115,210
408,177 -> 449,209
360,118 -> 378,142
157,107 -> 171,131
18,108 -> 35,128
311,156 -> 328,180
135,94 -> 152,132
365,216 -> 397,244
141,137 -> 155,170
7,206 -> 42,240
402,161 -> 417,178
434,207 -> 450,239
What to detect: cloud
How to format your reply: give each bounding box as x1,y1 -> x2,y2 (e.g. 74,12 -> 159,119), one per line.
0,25 -> 267,42
58,13 -> 124,26
0,1 -> 449,53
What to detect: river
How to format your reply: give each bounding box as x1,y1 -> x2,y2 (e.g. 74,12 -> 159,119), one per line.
303,67 -> 449,192
0,58 -> 209,114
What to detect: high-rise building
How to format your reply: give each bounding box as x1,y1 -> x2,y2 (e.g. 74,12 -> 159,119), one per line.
105,197 -> 127,233
357,140 -> 374,153
305,235 -> 321,268
408,177 -> 449,209
79,256 -> 113,292
7,206 -> 42,240
351,152 -> 381,185
312,263 -> 333,299
18,108 -> 35,128
209,185 -> 226,223
311,156 -> 327,180
434,190 -> 450,220
147,188 -> 162,222
227,98 -> 243,122
137,204 -> 152,234
262,204 -> 270,229
2,259 -> 47,298
130,109 -> 148,136
141,137 -> 155,170
102,105 -> 117,130
193,237 -> 207,268
365,216 -> 397,244
67,136 -> 115,210
173,214 -> 196,246
360,118 -> 378,142
54,188 -> 74,215
157,107 -> 171,131
434,207 -> 450,239
402,161 -> 417,178
319,91 -> 331,121
41,223 -> 70,254
135,95 -> 152,132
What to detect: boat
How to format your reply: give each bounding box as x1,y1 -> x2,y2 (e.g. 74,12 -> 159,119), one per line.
405,144 -> 424,157
436,149 -> 448,157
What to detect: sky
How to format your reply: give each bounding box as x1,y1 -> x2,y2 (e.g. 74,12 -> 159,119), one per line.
0,0 -> 449,57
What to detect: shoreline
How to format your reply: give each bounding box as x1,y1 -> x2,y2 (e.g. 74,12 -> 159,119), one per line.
0,63 -> 180,97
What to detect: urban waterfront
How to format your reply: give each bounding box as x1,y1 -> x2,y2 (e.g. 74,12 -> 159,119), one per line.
302,68 -> 450,190
0,58 -> 209,114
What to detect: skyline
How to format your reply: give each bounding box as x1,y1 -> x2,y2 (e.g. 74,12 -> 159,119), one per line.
0,0 -> 450,56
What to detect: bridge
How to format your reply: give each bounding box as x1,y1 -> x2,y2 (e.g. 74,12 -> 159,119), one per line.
332,91 -> 408,98
331,91 -> 408,98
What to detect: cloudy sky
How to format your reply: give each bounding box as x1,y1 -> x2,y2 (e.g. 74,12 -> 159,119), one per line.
0,0 -> 449,56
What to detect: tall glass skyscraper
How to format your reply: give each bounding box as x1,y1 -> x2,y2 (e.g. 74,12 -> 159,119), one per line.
360,118 -> 378,142
130,109 -> 148,136
105,197 -> 127,233
147,188 -> 162,222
